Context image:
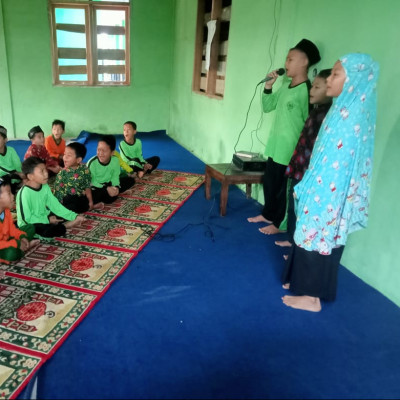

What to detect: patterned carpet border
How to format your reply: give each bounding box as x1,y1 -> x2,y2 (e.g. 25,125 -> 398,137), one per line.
0,347 -> 44,400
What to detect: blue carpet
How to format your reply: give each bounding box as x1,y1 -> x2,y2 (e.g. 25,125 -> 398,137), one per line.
15,131 -> 400,399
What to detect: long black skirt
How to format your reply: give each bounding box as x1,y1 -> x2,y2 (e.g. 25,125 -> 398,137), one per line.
282,244 -> 345,302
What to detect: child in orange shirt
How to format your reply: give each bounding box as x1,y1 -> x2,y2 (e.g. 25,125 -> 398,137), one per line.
45,119 -> 66,167
0,175 -> 37,265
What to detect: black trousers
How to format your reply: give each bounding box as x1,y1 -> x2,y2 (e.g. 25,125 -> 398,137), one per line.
91,176 -> 135,204
62,194 -> 90,214
131,156 -> 160,173
282,245 -> 345,301
261,158 -> 288,228
33,223 -> 66,238
286,178 -> 300,244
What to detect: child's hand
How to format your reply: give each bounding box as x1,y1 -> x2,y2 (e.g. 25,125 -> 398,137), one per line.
49,215 -> 63,224
75,214 -> 86,224
20,238 -> 29,252
106,186 -> 119,197
144,163 -> 152,171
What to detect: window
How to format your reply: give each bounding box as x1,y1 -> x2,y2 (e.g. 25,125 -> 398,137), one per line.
48,0 -> 130,86
193,0 -> 231,98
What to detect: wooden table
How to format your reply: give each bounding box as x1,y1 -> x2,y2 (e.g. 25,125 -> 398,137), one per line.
205,163 -> 264,216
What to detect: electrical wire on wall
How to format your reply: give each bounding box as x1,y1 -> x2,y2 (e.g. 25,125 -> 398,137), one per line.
232,0 -> 281,154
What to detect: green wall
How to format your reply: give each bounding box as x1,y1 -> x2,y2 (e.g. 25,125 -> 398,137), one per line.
0,0 -> 175,138
169,0 -> 400,306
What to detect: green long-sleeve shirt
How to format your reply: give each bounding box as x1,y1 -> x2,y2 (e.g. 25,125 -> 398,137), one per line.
87,155 -> 120,188
0,146 -> 22,177
262,80 -> 310,166
119,138 -> 146,169
16,184 -> 77,226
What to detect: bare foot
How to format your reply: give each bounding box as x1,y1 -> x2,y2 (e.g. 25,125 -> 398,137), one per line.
92,202 -> 104,210
282,295 -> 321,312
283,255 -> 288,261
247,215 -> 272,223
282,283 -> 290,289
275,240 -> 292,247
259,225 -> 285,235
28,239 -> 40,249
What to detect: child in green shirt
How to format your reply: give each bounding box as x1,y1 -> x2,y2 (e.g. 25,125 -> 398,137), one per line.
87,135 -> 135,204
17,157 -> 85,238
119,121 -> 160,178
0,175 -> 37,265
0,125 -> 24,194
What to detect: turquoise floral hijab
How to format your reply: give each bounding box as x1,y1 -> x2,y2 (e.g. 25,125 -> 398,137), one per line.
293,53 -> 379,254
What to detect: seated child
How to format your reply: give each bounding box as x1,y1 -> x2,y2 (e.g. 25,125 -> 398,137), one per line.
113,149 -> 135,178
0,175 -> 37,265
87,135 -> 135,204
54,142 -> 104,213
45,119 -> 66,167
17,157 -> 85,238
0,125 -> 24,194
119,121 -> 160,178
25,126 -> 61,176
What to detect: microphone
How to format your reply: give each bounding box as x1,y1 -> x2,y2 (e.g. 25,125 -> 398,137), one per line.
258,68 -> 285,84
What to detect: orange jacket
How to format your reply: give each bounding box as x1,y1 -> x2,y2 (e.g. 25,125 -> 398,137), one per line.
0,208 -> 27,250
45,135 -> 66,159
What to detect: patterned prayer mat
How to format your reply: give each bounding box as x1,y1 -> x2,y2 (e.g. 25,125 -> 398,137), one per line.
0,169 -> 204,398
0,347 -> 43,400
121,183 -> 195,204
59,214 -> 158,252
139,169 -> 204,188
0,276 -> 97,356
2,241 -> 135,293
86,197 -> 178,223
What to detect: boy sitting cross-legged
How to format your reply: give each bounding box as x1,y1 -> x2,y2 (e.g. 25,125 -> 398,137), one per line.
0,175 -> 38,265
0,125 -> 24,194
24,125 -> 61,176
17,157 -> 85,238
119,121 -> 160,178
54,142 -> 104,213
88,135 -> 135,204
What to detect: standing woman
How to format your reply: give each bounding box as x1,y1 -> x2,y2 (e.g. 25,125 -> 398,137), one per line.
281,53 -> 379,312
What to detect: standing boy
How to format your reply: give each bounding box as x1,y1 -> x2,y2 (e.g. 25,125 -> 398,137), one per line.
248,39 -> 320,235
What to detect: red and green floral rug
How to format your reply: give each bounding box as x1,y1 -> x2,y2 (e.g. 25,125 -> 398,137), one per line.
0,169 -> 204,399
